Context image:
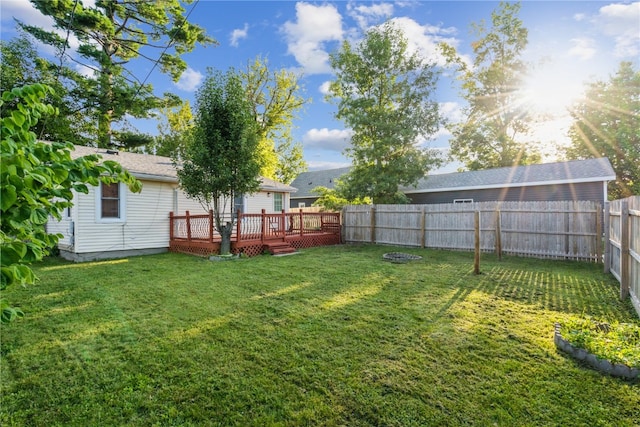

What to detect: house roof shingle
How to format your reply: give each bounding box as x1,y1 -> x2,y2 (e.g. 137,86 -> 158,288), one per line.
69,145 -> 296,192
289,166 -> 351,199
290,158 -> 616,198
403,157 -> 616,193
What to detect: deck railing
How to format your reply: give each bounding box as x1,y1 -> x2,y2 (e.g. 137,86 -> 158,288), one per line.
169,209 -> 341,244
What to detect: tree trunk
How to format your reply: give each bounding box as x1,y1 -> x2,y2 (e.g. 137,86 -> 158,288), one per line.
219,222 -> 233,255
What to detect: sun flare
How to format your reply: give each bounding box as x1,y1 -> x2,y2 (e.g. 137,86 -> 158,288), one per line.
520,63 -> 584,117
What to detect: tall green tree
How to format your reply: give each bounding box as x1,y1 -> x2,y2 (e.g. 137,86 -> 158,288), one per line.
149,100 -> 195,159
19,0 -> 213,149
566,62 -> 640,199
242,56 -> 308,184
442,1 -> 541,170
177,70 -> 262,255
1,84 -> 141,323
327,22 -> 442,204
0,33 -> 92,144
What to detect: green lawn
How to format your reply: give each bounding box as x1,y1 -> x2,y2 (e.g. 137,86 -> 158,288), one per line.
1,245 -> 638,426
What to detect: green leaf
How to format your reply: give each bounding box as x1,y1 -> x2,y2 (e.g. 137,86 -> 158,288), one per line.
29,208 -> 49,225
0,242 -> 28,266
10,110 -> 26,127
1,185 -> 17,211
1,298 -> 25,324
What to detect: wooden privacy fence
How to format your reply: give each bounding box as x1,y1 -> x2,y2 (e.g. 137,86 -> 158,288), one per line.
343,201 -> 602,262
605,196 -> 640,316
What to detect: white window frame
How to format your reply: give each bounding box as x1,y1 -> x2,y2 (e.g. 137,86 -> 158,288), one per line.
95,182 -> 126,223
298,202 -> 306,208
273,192 -> 283,212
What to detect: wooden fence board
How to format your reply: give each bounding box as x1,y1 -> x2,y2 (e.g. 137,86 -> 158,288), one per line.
343,201 -> 601,261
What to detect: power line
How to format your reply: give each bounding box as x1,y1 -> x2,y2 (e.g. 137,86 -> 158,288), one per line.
131,0 -> 201,103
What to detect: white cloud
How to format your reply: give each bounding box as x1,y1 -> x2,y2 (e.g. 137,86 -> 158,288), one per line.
75,63 -> 96,78
594,1 -> 640,57
439,101 -> 464,123
386,17 -> 461,67
282,2 -> 343,74
175,67 -> 203,92
303,128 -> 353,152
318,81 -> 332,96
1,0 -> 54,28
568,37 -> 596,60
307,160 -> 351,171
347,2 -> 394,29
230,23 -> 249,47
573,13 -> 586,22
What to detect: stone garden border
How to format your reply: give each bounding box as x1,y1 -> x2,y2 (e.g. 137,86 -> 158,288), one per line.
554,323 -> 638,379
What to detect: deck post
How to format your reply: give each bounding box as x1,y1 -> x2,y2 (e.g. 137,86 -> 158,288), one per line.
299,209 -> 304,236
261,209 -> 266,244
281,210 -> 285,238
208,210 -> 214,243
236,211 -> 242,242
185,210 -> 191,241
169,212 -> 174,241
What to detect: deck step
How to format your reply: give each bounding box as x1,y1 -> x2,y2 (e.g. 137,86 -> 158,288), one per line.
264,242 -> 297,255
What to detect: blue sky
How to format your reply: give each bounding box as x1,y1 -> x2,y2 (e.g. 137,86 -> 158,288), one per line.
2,1 -> 639,173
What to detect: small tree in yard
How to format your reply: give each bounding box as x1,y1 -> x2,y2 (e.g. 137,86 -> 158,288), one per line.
1,84 -> 141,323
177,70 -> 261,255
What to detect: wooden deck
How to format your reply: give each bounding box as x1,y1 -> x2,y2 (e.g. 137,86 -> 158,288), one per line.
169,210 -> 341,257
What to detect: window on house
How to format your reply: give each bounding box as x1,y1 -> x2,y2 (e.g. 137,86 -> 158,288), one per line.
298,202 -> 306,208
273,193 -> 283,211
101,182 -> 120,218
234,194 -> 244,216
453,198 -> 474,204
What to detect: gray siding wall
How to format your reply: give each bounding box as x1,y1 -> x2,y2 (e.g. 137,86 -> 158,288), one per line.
407,182 -> 605,205
290,197 -> 318,208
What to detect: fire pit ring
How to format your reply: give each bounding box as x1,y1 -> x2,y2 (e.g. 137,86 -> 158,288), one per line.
383,252 -> 423,263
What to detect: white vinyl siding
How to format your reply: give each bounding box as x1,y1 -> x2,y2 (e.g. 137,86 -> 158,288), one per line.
74,180 -> 175,253
249,191 -> 288,214
69,182 -> 291,256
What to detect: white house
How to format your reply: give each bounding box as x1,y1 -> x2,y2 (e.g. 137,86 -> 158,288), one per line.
47,145 -> 296,261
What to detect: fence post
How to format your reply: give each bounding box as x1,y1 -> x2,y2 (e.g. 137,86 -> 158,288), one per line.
564,205 -> 571,259
370,206 -> 376,244
604,202 -> 611,273
495,209 -> 502,261
620,200 -> 630,300
185,210 -> 191,241
420,206 -> 426,248
474,210 -> 481,275
209,210 -> 214,243
596,203 -> 602,264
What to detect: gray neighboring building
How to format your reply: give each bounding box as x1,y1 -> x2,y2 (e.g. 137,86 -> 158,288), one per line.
289,166 -> 351,208
290,158 -> 616,207
403,158 -> 615,204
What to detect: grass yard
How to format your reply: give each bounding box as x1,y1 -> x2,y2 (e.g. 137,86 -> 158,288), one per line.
1,244 -> 639,426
